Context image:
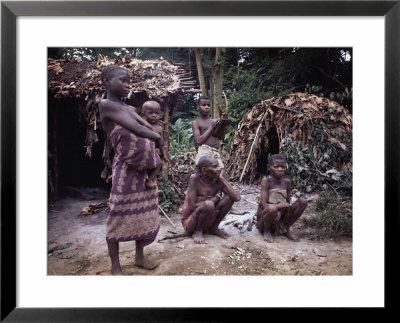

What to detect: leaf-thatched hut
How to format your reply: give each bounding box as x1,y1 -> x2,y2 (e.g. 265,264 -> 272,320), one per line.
48,55 -> 200,200
226,92 -> 352,193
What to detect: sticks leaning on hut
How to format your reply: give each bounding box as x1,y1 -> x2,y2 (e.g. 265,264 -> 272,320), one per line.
227,92 -> 352,184
239,110 -> 269,182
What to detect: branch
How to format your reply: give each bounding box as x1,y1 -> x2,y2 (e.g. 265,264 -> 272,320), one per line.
315,66 -> 346,88
270,104 -> 322,119
158,232 -> 190,242
159,205 -> 176,228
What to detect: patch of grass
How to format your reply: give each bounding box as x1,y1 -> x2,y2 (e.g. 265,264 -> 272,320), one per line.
314,190 -> 337,212
302,190 -> 352,240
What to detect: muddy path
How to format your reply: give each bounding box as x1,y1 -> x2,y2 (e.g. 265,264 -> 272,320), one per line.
47,185 -> 352,276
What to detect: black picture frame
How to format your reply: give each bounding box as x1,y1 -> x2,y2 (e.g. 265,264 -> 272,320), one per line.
1,1 -> 398,321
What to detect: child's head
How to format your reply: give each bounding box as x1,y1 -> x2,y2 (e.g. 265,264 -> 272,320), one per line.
268,154 -> 287,178
142,101 -> 161,124
197,96 -> 211,116
100,65 -> 130,97
268,154 -> 286,165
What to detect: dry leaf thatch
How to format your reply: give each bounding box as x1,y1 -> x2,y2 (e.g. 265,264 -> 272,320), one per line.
227,92 -> 352,185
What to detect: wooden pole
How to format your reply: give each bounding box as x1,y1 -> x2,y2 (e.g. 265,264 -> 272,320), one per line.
239,110 -> 269,182
159,205 -> 176,228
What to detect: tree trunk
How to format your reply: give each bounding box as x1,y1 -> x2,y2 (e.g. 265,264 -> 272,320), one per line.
212,48 -> 226,119
193,48 -> 207,96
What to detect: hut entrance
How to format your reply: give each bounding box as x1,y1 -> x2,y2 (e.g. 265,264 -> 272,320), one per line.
256,126 -> 280,179
49,98 -> 109,200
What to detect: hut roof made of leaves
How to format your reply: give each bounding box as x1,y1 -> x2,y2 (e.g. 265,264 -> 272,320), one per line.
48,55 -> 199,182
227,92 -> 353,186
48,55 -> 198,103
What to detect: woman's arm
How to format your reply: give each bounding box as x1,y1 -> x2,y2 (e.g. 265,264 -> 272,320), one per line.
100,100 -> 160,141
126,106 -> 153,130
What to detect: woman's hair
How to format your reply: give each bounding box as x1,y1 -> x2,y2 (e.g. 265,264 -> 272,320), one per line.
100,65 -> 127,84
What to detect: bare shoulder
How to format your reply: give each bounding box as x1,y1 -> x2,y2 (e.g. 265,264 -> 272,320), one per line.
189,173 -> 200,182
99,99 -> 122,112
125,105 -> 137,113
261,176 -> 270,186
99,98 -> 110,110
99,99 -> 114,118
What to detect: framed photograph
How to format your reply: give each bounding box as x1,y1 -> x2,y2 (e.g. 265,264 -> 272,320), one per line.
2,0 -> 398,321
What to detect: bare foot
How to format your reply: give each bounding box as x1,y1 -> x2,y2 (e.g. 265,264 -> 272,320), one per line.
285,230 -> 299,240
192,230 -> 208,244
111,264 -> 123,275
145,179 -> 158,189
207,227 -> 229,239
134,257 -> 158,270
263,231 -> 274,243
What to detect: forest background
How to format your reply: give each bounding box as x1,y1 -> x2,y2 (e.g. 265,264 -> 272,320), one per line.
49,47 -> 352,159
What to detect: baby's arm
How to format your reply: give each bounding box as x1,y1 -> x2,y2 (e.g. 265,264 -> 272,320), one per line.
153,125 -> 170,163
161,146 -> 171,164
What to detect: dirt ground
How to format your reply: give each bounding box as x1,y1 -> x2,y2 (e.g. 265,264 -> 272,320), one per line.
47,184 -> 352,276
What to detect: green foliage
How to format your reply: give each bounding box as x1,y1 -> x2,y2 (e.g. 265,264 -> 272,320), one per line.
302,190 -> 352,240
157,175 -> 182,212
221,67 -> 273,151
281,127 -> 352,195
173,94 -> 199,122
169,117 -> 196,156
236,48 -> 353,111
48,47 -> 139,61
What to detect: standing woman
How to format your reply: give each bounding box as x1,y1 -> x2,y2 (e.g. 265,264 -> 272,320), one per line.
99,65 -> 161,274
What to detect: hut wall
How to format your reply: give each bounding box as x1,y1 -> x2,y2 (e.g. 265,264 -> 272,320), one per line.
227,93 -> 353,185
48,98 -> 110,200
